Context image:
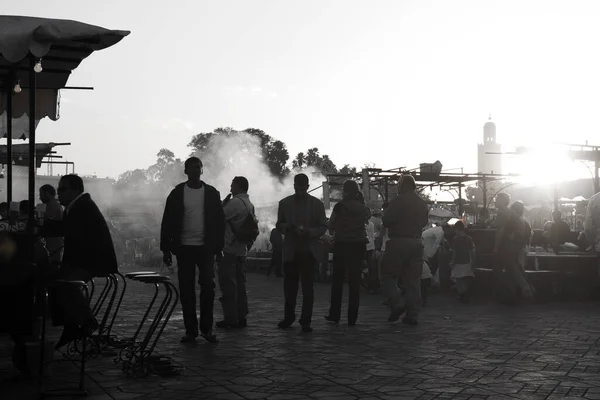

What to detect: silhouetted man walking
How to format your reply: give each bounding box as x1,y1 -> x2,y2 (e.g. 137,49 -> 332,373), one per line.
380,175 -> 428,326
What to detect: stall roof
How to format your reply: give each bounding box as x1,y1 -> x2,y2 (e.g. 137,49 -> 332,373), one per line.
0,142 -> 58,167
0,15 -> 130,127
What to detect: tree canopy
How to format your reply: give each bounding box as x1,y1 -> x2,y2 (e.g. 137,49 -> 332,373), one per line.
188,127 -> 290,179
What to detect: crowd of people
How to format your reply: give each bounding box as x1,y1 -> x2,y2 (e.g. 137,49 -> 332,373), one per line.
9,155 -> 600,361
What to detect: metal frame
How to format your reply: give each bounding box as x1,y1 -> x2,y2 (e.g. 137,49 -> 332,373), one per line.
323,167 -> 512,215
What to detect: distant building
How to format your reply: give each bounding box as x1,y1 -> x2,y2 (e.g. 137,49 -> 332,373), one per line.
477,116 -> 502,175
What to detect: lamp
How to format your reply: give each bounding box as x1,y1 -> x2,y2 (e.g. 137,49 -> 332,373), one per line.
13,81 -> 21,94
34,60 -> 43,73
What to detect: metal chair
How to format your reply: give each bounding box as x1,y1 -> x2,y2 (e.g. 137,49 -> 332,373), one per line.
117,272 -> 180,377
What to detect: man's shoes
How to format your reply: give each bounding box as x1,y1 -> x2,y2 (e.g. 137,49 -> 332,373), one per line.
238,319 -> 248,328
216,321 -> 240,329
201,331 -> 219,343
277,319 -> 295,329
324,315 -> 339,324
180,335 -> 197,343
348,321 -> 356,327
402,317 -> 418,326
388,307 -> 406,322
301,325 -> 313,333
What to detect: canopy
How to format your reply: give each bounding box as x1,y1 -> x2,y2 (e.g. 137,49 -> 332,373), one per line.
0,142 -> 56,167
0,15 -> 130,122
0,113 -> 40,139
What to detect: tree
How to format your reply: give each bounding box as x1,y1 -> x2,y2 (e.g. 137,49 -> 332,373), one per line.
188,127 -> 290,178
339,164 -> 358,175
116,169 -> 148,189
292,147 -> 338,174
146,148 -> 185,187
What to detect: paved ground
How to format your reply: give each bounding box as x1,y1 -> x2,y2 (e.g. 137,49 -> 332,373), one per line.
3,266 -> 600,400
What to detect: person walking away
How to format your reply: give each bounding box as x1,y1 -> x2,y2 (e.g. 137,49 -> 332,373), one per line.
217,176 -> 258,329
160,157 -> 225,343
325,180 -> 369,326
276,174 -> 327,333
493,194 -> 532,304
449,221 -> 475,303
380,175 -> 429,325
267,227 -> 283,277
39,184 -> 64,266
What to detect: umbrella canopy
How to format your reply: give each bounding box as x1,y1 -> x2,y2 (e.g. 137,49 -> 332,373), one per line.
0,15 -> 130,136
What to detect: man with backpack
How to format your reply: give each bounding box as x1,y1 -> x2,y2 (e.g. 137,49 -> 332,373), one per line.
217,176 -> 259,329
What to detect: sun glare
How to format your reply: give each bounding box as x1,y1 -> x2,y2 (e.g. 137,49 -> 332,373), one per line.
514,146 -> 592,187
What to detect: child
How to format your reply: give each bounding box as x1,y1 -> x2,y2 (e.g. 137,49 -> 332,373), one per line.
450,221 -> 475,303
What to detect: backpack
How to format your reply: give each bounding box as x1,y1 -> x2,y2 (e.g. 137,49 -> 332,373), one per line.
229,198 -> 259,245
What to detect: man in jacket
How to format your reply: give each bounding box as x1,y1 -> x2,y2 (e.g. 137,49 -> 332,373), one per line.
51,174 -> 119,347
160,157 -> 225,343
276,173 -> 327,333
217,176 -> 255,329
380,175 -> 429,326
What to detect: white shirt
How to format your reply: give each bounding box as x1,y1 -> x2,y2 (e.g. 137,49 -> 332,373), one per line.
366,221 -> 375,251
585,191 -> 600,252
181,184 -> 206,246
223,194 -> 255,256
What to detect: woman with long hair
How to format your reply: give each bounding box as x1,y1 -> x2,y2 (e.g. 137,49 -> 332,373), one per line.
326,180 -> 369,326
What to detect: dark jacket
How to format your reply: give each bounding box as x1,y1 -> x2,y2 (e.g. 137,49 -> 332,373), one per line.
276,193 -> 328,263
328,199 -> 369,243
383,191 -> 429,238
44,193 -> 118,277
269,228 -> 283,250
160,181 -> 225,255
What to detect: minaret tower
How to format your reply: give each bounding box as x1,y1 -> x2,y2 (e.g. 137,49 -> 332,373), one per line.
477,115 -> 502,175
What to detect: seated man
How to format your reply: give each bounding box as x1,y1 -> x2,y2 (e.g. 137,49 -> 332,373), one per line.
44,174 -> 119,348
546,210 -> 572,249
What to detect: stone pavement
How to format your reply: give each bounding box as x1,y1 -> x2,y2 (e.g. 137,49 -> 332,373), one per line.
3,267 -> 600,399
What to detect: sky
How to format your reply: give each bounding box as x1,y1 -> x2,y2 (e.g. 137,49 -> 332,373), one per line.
3,0 -> 600,182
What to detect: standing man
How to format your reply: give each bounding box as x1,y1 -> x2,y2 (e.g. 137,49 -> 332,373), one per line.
492,192 -> 520,304
585,190 -> 600,252
39,184 -> 64,265
217,176 -> 256,329
276,173 -> 328,333
380,175 -> 429,326
160,157 -> 225,343
585,191 -> 600,284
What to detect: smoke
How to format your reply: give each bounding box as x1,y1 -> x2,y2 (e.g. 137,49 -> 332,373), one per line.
192,132 -> 326,251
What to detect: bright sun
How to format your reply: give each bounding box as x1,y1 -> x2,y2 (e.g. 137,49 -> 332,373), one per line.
513,146 -> 594,187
